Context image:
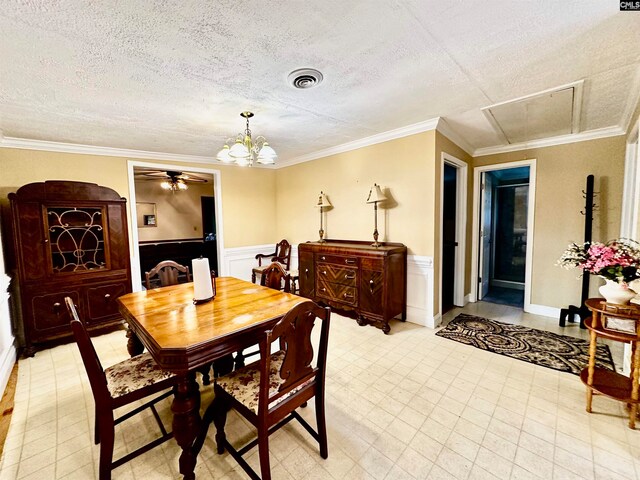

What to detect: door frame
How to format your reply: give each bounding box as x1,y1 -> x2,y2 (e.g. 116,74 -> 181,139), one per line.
470,159 -> 536,311
126,160 -> 225,292
439,153 -> 468,314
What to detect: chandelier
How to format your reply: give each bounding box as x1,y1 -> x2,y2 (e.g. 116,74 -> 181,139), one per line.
216,111 -> 277,167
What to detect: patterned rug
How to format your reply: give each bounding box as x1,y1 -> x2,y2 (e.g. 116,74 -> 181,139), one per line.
436,314 -> 615,375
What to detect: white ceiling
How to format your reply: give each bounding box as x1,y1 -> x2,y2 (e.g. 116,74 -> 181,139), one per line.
1,1 -> 639,164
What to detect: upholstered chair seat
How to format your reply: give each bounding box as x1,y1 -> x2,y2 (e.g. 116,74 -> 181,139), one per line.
105,353 -> 175,399
215,350 -> 313,414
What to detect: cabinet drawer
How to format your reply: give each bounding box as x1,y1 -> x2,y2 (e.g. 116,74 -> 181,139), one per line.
317,279 -> 358,306
31,291 -> 79,333
86,283 -> 127,322
316,263 -> 358,286
361,257 -> 384,271
315,253 -> 358,267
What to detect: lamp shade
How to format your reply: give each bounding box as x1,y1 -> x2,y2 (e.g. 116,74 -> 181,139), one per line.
316,191 -> 331,208
366,184 -> 387,204
229,139 -> 251,159
216,145 -> 233,163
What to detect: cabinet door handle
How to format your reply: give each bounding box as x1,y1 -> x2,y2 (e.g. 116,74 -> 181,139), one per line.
321,287 -> 326,292
343,293 -> 354,299
321,256 -> 326,261
322,270 -> 327,275
369,279 -> 375,293
304,268 -> 309,277
53,302 -> 61,314
104,294 -> 111,300
345,273 -> 356,280
345,259 -> 356,265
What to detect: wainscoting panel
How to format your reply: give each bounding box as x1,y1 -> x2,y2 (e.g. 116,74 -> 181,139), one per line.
221,244 -> 276,282
406,255 -> 437,328
0,273 -> 16,397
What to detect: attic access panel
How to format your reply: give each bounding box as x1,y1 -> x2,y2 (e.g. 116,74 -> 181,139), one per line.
482,81 -> 583,144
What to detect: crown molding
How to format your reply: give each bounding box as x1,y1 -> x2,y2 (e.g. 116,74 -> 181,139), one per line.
0,136 -> 277,168
472,125 -> 626,157
435,118 -> 475,156
277,117 -> 441,168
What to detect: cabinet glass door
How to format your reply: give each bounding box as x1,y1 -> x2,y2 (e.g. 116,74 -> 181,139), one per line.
46,207 -> 107,272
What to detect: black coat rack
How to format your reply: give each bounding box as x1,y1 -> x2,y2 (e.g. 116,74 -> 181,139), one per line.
559,174 -> 597,328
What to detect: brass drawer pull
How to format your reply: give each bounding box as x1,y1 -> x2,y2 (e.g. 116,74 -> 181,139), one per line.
321,256 -> 326,261
369,279 -> 375,293
104,294 -> 111,300
322,270 -> 327,275
343,293 -> 354,299
53,302 -> 61,315
345,259 -> 356,265
321,287 -> 326,293
305,268 -> 309,277
345,273 -> 356,280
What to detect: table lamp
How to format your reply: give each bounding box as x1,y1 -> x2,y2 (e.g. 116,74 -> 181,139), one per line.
366,184 -> 387,247
316,191 -> 331,243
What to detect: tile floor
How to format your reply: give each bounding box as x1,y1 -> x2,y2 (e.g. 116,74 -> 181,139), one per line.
1,301 -> 639,479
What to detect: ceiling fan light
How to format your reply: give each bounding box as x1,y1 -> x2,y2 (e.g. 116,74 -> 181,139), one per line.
160,180 -> 172,190
177,180 -> 188,190
216,145 -> 234,163
229,140 -> 250,159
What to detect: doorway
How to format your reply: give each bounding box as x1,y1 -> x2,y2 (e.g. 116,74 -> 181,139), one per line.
471,159 -> 536,312
127,161 -> 224,292
440,153 -> 468,316
479,167 -> 529,307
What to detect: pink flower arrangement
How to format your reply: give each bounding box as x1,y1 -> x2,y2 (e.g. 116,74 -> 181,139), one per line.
557,238 -> 640,285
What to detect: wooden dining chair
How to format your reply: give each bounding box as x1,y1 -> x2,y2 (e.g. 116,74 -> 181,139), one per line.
64,297 -> 176,480
145,260 -> 191,290
252,239 -> 292,284
196,300 -> 331,480
260,261 -> 291,293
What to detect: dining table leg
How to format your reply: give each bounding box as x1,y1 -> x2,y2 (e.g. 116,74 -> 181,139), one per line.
126,325 -> 144,357
171,372 -> 202,479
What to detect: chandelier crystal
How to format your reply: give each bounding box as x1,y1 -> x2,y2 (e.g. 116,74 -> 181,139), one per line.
216,111 -> 277,167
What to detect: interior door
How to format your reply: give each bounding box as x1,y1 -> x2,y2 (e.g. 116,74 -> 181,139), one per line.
479,172 -> 493,299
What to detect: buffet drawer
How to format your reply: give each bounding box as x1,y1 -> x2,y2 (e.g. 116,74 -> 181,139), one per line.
316,263 -> 358,286
315,253 -> 359,267
316,279 -> 358,306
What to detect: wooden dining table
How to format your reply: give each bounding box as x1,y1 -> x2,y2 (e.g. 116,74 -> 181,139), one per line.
117,276 -> 305,479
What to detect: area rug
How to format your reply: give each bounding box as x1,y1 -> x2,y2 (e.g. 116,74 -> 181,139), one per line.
436,314 -> 615,375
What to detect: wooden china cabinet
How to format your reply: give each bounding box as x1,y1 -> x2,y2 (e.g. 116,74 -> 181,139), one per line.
7,181 -> 131,356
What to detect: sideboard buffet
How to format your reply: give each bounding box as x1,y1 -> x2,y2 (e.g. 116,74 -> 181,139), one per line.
298,239 -> 406,334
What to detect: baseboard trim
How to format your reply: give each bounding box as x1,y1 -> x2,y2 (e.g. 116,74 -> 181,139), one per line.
526,303 -> 561,319
0,343 -> 16,398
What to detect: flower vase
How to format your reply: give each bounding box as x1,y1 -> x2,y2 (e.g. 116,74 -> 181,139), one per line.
599,279 -> 636,305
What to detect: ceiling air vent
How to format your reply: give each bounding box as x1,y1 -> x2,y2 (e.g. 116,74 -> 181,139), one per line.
288,68 -> 324,89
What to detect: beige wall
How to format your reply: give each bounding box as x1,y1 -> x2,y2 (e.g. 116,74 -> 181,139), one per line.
474,136 -> 627,308
275,131 -> 436,256
135,180 -> 214,242
0,148 -> 278,249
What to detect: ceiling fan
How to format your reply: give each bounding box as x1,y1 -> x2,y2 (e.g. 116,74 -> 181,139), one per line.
134,170 -> 208,192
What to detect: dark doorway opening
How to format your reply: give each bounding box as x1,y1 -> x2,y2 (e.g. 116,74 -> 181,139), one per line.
442,163 -> 457,314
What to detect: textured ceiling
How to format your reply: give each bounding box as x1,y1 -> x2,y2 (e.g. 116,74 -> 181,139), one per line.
1,1 -> 639,162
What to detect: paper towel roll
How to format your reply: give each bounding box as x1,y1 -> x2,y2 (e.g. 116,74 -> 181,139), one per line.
192,257 -> 214,302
